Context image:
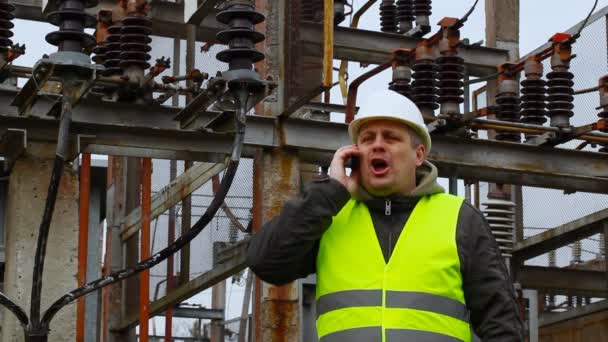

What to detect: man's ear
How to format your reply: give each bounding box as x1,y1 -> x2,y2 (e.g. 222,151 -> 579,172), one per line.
415,145 -> 425,167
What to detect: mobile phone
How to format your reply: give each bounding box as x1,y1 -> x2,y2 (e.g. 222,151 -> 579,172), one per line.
348,155 -> 360,170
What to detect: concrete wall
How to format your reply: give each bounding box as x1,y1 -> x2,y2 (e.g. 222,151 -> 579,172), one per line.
2,143 -> 79,341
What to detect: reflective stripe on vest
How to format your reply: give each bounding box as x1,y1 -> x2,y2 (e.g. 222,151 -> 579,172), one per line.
316,290 -> 469,323
316,193 -> 470,342
319,327 -> 464,342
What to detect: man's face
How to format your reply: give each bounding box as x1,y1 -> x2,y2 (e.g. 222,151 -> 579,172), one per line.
356,120 -> 425,197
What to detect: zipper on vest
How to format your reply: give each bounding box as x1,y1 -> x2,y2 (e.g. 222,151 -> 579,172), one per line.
385,199 -> 391,216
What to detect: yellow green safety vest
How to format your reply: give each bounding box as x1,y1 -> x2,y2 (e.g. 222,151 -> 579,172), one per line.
316,193 -> 471,342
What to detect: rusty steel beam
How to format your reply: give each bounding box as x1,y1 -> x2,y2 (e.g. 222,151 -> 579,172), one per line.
120,162 -> 226,241
513,208 -> 608,261
185,0 -> 223,24
539,299 -> 608,327
113,240 -> 249,331
518,266 -> 608,298
299,22 -> 509,77
2,113 -> 608,193
1,89 -> 608,193
139,158 -> 152,342
12,0 -> 225,43
12,1 -> 507,76
76,153 -> 91,342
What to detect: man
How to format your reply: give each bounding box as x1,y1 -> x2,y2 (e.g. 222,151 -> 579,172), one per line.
247,90 -> 524,341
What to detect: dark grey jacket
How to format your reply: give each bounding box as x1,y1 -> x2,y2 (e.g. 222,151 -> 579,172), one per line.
247,161 -> 524,341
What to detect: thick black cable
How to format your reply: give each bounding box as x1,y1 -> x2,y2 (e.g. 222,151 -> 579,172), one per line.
40,97 -> 248,327
0,292 -> 28,326
570,0 -> 598,42
452,0 -> 479,29
29,83 -> 74,328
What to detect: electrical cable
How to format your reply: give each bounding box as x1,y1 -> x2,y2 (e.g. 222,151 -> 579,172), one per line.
569,0 -> 598,43
29,81 -> 75,331
452,0 -> 479,29
39,100 -> 248,328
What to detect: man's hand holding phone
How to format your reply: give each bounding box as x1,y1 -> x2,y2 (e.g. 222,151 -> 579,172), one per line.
329,145 -> 361,196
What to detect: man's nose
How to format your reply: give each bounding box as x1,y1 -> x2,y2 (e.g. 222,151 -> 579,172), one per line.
371,136 -> 386,151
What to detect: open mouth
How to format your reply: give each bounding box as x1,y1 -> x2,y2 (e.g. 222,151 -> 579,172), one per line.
370,158 -> 389,176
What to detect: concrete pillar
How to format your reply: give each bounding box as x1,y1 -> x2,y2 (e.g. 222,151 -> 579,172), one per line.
485,0 -> 520,139
2,143 -> 78,341
102,156 -> 129,342
484,1 -> 521,222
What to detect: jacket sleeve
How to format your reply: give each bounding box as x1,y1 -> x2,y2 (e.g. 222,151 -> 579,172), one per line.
457,203 -> 525,341
246,177 -> 351,285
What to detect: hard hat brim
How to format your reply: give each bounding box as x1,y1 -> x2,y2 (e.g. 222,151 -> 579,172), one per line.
348,115 -> 432,154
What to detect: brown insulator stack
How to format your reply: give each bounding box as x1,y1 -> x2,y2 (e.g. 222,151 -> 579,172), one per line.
520,57 -> 547,141
380,0 -> 398,33
496,64 -> 521,142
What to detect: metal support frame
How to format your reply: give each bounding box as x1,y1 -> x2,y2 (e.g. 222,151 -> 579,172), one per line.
522,290 -> 539,342
1,100 -> 608,194
12,0 -> 224,43
112,238 -> 607,332
114,239 -> 249,331
300,23 -> 508,76
513,208 -> 608,261
121,162 -> 226,240
517,266 -> 608,297
0,128 -> 26,172
539,299 -> 608,327
12,1 -> 508,77
158,307 -> 225,320
185,0 -> 224,24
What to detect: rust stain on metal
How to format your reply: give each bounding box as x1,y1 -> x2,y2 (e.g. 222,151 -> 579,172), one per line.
268,299 -> 297,342
179,185 -> 187,200
107,156 -> 114,188
265,284 -> 298,342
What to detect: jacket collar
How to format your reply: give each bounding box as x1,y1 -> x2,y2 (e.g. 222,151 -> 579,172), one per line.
355,161 -> 445,210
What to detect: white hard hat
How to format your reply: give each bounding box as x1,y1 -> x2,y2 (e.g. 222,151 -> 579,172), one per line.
349,89 -> 431,154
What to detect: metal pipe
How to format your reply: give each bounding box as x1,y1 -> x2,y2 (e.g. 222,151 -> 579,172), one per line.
165,35 -> 181,342
140,158 -> 152,342
346,61 -> 392,122
471,118 -> 559,132
180,23 -> 196,286
449,176 -> 458,195
323,0 -> 334,88
251,147 -> 264,342
472,85 -> 487,112
210,175 -> 225,342
573,83 -> 607,95
470,122 -> 551,136
463,72 -> 499,86
474,181 -> 480,209
164,160 -> 176,342
76,153 -> 91,342
469,119 -> 608,143
338,0 -> 377,103
464,181 -> 472,204
238,270 -> 253,342
463,70 -> 470,115
6,65 -> 195,95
